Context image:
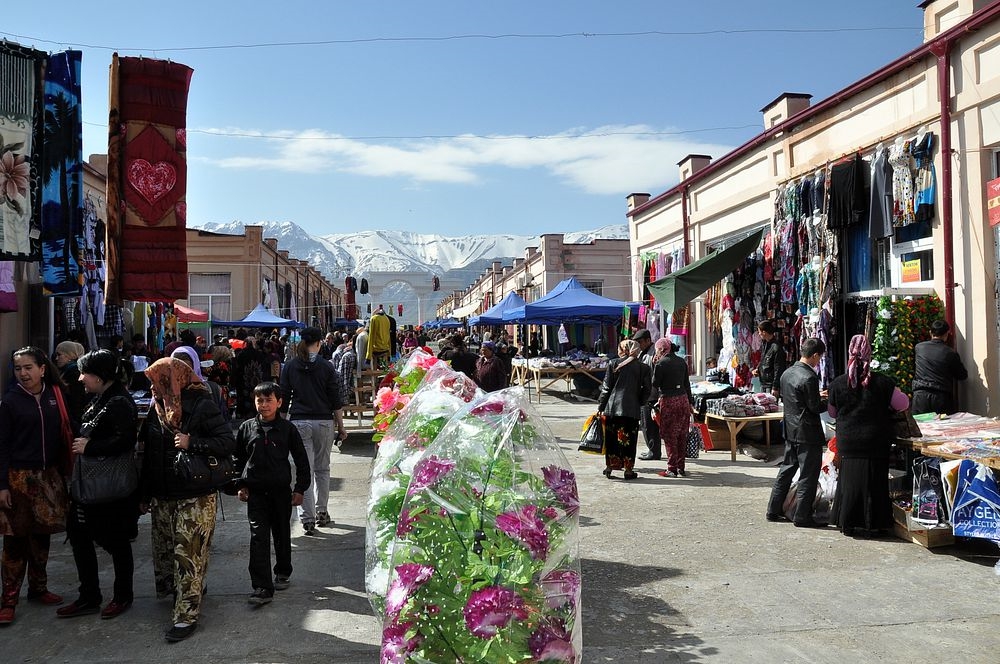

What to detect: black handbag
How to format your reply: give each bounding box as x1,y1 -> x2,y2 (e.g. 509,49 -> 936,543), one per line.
173,450 -> 239,492
70,449 -> 139,505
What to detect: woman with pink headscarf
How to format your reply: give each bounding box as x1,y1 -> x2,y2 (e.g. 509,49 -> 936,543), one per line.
827,334 -> 909,537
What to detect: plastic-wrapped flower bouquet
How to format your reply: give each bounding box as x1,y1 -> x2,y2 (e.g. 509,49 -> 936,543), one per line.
378,388 -> 582,663
366,365 -> 483,617
372,349 -> 442,442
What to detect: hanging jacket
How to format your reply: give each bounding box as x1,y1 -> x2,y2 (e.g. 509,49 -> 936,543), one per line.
360,278 -> 369,295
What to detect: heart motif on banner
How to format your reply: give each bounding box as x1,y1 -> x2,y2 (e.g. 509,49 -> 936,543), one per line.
127,159 -> 177,204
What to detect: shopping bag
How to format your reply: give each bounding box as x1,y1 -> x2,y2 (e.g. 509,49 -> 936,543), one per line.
578,413 -> 605,454
695,422 -> 713,451
912,456 -> 948,526
685,425 -> 702,459
950,460 -> 1000,540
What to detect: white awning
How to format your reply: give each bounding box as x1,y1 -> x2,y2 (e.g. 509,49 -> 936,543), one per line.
451,301 -> 480,318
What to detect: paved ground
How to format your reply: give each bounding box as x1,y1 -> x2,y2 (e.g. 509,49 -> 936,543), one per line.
4,388 -> 1000,663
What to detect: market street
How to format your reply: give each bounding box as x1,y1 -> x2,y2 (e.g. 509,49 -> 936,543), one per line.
3,391 -> 999,663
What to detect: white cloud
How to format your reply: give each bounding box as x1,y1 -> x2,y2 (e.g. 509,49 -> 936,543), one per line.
197,124 -> 735,195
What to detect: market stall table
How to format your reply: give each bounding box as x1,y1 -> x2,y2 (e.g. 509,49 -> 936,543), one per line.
704,410 -> 785,462
511,358 -> 607,404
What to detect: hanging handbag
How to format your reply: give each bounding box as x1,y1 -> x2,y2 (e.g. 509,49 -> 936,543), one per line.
685,424 -> 703,459
173,449 -> 239,492
70,449 -> 139,504
578,413 -> 606,454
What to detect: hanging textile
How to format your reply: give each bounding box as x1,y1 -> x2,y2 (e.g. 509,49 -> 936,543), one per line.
889,139 -> 915,227
868,145 -> 894,239
106,54 -> 193,303
41,50 -> 84,295
79,193 -> 107,338
827,154 -> 868,229
360,277 -> 369,294
0,41 -> 46,260
912,132 -> 936,223
0,261 -> 16,311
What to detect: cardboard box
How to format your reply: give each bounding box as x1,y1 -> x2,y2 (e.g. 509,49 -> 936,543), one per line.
891,505 -> 955,548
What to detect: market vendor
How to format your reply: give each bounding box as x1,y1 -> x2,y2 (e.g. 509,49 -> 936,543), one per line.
911,319 -> 968,415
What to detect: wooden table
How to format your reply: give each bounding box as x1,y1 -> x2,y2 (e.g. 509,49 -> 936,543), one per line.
520,364 -> 605,404
704,411 -> 785,462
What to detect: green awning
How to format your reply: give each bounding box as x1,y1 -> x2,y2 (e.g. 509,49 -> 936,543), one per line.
646,228 -> 765,312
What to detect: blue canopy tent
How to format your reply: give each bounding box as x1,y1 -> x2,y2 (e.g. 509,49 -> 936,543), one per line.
469,291 -> 526,326
435,318 -> 465,329
213,304 -> 306,329
502,277 -> 627,324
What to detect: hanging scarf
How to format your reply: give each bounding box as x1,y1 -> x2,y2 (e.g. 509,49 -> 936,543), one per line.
847,334 -> 872,389
144,356 -> 206,432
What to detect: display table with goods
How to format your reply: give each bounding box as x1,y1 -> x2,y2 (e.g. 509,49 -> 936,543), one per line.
367,381 -> 582,662
893,412 -> 1000,553
511,355 -> 610,404
702,392 -> 782,461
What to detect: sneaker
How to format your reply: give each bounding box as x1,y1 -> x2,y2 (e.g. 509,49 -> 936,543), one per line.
165,623 -> 198,642
248,588 -> 273,605
316,512 -> 332,527
273,576 -> 291,591
302,522 -> 317,536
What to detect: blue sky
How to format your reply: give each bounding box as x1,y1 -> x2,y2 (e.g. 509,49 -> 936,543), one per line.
5,2 -> 928,238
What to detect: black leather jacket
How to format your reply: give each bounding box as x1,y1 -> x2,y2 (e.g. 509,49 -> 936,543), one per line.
779,361 -> 826,445
598,357 -> 652,420
758,339 -> 786,391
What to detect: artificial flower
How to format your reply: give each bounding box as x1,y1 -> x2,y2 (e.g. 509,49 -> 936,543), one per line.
381,621 -> 421,664
407,455 -> 457,496
462,586 -> 528,639
542,465 -> 580,515
495,504 -> 550,560
385,563 -> 435,619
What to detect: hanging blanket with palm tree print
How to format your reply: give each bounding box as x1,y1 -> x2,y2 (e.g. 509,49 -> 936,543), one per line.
41,50 -> 84,295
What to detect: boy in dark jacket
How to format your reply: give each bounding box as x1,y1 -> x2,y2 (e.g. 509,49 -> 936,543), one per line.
234,383 -> 311,605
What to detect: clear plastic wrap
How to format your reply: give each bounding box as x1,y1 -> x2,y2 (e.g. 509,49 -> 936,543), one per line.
378,388 -> 582,663
372,349 -> 442,441
366,365 -> 484,617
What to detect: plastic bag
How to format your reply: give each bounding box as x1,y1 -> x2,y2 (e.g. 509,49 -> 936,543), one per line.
366,365 -> 484,617
685,425 -> 702,459
578,413 -> 605,454
912,456 -> 948,526
380,388 -> 582,663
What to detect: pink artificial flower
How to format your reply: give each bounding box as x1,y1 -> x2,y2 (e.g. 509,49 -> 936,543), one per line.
528,619 -> 576,662
0,151 -> 30,202
462,586 -> 528,639
375,387 -> 401,413
542,506 -> 559,520
470,400 -> 505,417
495,504 -> 549,560
414,353 -> 440,371
407,455 -> 457,496
381,620 -> 421,664
542,465 -> 580,516
385,563 -> 434,619
540,569 -> 581,610
396,509 -> 419,537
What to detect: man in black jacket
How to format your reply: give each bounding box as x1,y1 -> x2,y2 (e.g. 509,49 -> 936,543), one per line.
911,319 -> 968,415
754,320 -> 786,397
235,383 -> 311,605
766,338 -> 828,528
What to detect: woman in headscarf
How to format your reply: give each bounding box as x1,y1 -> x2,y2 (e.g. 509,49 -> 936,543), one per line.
827,334 -> 909,537
53,341 -> 88,422
596,339 -> 652,480
0,347 -> 72,624
57,350 -> 139,620
652,338 -> 694,478
138,357 -> 235,642
171,346 -> 229,423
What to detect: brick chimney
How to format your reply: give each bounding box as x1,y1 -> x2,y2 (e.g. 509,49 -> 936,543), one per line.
760,93 -> 812,130
626,193 -> 650,212
920,0 -> 989,41
677,155 -> 712,182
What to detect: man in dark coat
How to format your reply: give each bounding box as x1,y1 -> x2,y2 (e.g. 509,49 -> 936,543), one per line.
911,319 -> 968,415
754,320 -> 786,397
766,338 -> 828,528
634,330 -> 661,461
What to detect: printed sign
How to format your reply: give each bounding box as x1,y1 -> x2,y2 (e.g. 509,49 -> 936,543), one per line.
901,258 -> 922,283
988,177 -> 1000,227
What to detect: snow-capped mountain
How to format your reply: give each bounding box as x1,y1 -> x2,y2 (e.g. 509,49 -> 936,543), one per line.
193,220 -> 627,283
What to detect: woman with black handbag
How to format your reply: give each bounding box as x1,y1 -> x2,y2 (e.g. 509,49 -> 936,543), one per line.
596,339 -> 652,480
139,357 -> 235,642
57,350 -> 139,620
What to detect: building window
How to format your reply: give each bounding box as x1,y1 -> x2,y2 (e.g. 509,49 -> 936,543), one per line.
578,280 -> 603,296
189,273 -> 231,322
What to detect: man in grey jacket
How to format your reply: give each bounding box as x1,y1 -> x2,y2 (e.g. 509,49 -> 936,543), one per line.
766,338 -> 828,528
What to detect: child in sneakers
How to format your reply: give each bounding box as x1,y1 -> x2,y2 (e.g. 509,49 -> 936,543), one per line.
234,382 -> 311,605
